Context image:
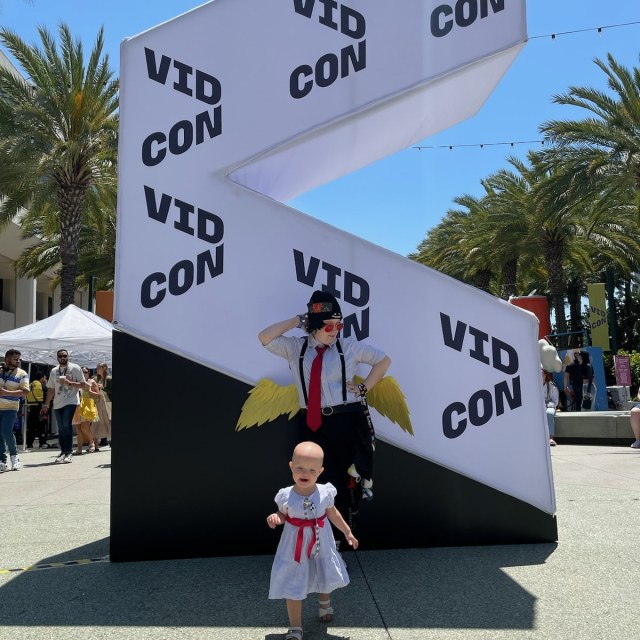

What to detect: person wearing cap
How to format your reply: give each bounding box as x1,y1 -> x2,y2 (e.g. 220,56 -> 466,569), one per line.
259,290 -> 390,525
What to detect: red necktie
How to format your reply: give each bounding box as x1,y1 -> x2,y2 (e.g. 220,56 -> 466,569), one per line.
306,346 -> 327,431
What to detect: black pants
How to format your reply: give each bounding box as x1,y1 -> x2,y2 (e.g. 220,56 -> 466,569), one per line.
26,404 -> 46,448
293,407 -> 374,528
570,383 -> 583,412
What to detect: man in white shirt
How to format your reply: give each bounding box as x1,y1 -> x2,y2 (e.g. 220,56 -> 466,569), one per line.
41,349 -> 86,463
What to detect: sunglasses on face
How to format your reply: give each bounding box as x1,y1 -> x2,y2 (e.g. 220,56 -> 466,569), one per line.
323,322 -> 343,332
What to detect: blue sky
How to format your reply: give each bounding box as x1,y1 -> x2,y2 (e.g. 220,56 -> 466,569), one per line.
1,1 -> 639,256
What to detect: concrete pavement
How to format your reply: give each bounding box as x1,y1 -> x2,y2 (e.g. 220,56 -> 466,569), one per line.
1,444 -> 639,640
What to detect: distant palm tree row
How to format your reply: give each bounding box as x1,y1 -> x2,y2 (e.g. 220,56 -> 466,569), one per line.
410,54 -> 640,351
0,24 -> 117,309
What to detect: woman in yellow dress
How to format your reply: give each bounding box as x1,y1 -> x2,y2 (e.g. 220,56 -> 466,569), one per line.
74,368 -> 100,454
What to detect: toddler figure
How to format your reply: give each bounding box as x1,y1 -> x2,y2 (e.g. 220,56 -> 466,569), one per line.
267,441 -> 358,640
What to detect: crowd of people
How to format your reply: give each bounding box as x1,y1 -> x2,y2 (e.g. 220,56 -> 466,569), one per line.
0,348 -> 112,471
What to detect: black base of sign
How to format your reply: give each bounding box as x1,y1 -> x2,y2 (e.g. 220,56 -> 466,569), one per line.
110,330 -> 557,562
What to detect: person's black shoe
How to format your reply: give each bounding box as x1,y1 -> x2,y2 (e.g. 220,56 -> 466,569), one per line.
99,438 -> 108,447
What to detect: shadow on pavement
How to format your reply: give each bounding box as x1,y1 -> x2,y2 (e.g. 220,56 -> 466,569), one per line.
353,543 -> 557,630
0,540 -> 555,631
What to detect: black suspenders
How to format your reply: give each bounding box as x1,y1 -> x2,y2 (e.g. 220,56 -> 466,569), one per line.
299,337 -> 347,407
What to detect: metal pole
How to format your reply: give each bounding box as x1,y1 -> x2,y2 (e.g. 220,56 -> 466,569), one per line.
605,268 -> 618,354
88,276 -> 96,313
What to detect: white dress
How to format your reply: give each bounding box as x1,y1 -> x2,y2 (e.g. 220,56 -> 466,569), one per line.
268,483 -> 350,600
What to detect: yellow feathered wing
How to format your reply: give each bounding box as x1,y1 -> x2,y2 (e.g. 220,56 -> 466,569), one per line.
355,375 -> 413,435
235,379 -> 300,430
236,375 -> 413,436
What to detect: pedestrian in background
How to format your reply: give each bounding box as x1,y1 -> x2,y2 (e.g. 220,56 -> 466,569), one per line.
26,371 -> 47,450
41,349 -> 85,464
93,362 -> 112,448
543,367 -> 559,446
0,349 -> 30,472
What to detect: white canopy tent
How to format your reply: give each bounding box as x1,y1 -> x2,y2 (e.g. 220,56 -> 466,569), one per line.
0,304 -> 113,367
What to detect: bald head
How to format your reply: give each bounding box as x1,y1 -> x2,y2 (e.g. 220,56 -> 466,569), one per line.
292,441 -> 324,464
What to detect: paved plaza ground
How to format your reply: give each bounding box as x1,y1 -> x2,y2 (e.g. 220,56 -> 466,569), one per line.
0,444 -> 639,640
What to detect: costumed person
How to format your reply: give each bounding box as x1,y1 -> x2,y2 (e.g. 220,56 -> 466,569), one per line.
258,290 -> 391,527
267,441 -> 358,640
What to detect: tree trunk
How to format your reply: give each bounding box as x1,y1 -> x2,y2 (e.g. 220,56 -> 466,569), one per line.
544,240 -> 567,348
501,258 -> 518,299
57,183 -> 86,309
566,277 -> 582,348
474,269 -> 493,293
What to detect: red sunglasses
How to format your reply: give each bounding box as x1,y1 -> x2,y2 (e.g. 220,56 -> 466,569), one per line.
323,322 -> 343,332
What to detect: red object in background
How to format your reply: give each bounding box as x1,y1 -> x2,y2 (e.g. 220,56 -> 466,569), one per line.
510,296 -> 552,339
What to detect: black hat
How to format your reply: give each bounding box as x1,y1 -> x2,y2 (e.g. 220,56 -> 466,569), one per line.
306,290 -> 342,332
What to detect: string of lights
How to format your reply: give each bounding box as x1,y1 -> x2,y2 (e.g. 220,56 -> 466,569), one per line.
528,19 -> 640,40
412,19 -> 640,152
414,139 -> 546,151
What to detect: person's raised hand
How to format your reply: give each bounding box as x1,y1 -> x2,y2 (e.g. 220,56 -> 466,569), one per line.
267,512 -> 284,529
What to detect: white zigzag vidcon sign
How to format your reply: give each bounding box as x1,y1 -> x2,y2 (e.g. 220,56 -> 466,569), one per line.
117,0 -> 554,513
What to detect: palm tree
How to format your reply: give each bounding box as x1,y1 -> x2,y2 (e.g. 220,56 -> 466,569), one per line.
475,154 -> 574,339
539,54 -> 640,349
540,54 -> 640,221
0,23 -> 118,308
16,187 -> 116,290
410,195 -> 497,292
480,166 -> 540,299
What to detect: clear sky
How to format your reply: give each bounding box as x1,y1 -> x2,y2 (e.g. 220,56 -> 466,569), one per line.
1,1 -> 639,256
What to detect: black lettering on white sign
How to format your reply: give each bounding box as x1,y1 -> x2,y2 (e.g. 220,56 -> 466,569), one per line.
439,312 -> 521,438
293,248 -> 370,339
290,1 -> 367,99
141,48 -> 222,166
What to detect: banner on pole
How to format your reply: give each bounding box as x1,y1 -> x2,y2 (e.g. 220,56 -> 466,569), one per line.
587,283 -> 610,351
